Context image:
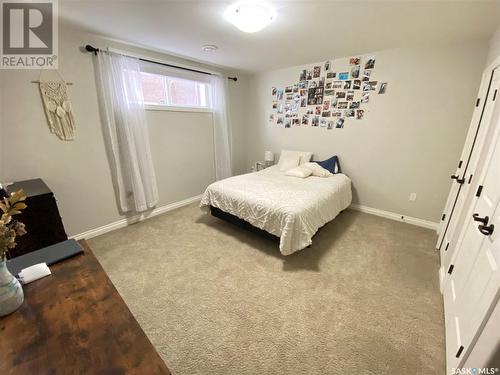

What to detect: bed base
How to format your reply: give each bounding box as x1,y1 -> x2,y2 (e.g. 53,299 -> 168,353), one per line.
210,206 -> 280,243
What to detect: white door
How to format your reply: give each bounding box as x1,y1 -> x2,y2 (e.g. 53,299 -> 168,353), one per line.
443,109 -> 500,372
438,68 -> 500,278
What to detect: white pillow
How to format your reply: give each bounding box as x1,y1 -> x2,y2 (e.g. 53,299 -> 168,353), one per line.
298,151 -> 313,165
278,151 -> 301,171
279,150 -> 313,166
302,162 -> 333,177
285,166 -> 313,178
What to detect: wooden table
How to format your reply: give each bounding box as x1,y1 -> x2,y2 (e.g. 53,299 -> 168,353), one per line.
0,240 -> 171,375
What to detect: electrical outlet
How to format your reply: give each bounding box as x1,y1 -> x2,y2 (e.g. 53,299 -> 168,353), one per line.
409,193 -> 417,201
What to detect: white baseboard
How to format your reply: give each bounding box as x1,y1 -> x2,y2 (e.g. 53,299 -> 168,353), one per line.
71,194 -> 203,241
349,203 -> 439,231
439,266 -> 445,294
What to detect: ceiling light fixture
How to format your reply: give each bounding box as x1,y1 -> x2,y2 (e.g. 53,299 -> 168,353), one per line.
202,44 -> 218,52
224,2 -> 275,33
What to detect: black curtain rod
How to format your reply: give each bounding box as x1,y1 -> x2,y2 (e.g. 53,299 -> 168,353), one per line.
85,45 -> 237,81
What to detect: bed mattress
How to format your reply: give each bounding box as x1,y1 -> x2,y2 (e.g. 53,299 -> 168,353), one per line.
200,166 -> 352,255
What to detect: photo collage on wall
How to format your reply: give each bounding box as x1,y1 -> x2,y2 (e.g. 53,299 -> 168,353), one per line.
269,55 -> 388,129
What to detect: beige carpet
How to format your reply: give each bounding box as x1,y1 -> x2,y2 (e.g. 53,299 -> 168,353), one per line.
88,203 -> 445,375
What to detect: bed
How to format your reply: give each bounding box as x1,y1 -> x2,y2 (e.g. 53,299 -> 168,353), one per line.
200,165 -> 352,255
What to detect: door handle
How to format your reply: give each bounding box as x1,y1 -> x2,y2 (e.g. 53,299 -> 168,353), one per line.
472,213 -> 489,225
478,224 -> 494,236
451,175 -> 465,184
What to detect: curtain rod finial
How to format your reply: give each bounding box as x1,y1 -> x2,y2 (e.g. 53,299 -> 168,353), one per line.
228,76 -> 237,82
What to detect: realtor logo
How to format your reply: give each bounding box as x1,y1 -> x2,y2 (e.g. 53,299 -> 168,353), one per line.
1,0 -> 58,69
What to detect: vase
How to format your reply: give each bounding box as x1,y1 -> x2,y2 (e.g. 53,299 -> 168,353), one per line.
0,259 -> 24,317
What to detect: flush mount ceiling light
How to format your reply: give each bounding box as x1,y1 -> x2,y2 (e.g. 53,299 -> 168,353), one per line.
224,2 -> 275,33
202,44 -> 218,52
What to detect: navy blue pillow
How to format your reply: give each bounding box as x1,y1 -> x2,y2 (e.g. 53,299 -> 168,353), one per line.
316,156 -> 341,174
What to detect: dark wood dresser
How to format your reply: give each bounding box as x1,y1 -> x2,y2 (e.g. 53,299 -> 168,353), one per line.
6,179 -> 67,258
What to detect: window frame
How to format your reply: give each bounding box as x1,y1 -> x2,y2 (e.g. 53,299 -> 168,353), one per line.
140,70 -> 212,113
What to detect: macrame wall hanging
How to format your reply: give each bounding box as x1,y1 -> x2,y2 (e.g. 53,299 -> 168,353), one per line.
34,70 -> 76,141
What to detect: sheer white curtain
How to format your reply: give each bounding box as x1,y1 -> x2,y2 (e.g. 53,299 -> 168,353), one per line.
95,51 -> 159,212
209,74 -> 232,180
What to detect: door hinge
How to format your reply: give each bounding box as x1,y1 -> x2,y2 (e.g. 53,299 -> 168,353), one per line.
456,345 -> 464,358
468,174 -> 473,184
448,264 -> 454,274
493,89 -> 498,101
445,242 -> 450,251
457,160 -> 463,169
441,213 -> 446,221
476,98 -> 481,107
476,185 -> 483,197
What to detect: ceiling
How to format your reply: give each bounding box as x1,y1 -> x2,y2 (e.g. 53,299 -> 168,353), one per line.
60,0 -> 500,73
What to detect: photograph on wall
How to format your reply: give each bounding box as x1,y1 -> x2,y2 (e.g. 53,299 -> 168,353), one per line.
356,109 -> 365,120
315,106 -> 322,115
331,98 -> 338,108
293,93 -> 300,101
323,100 -> 330,110
332,81 -> 343,89
312,116 -> 320,127
349,56 -> 361,65
272,101 -> 278,109
338,101 -> 348,109
291,101 -> 298,113
302,115 -> 309,125
319,77 -> 325,87
325,81 -> 332,89
269,114 -> 275,122
325,89 -> 335,96
300,98 -> 307,107
313,66 -> 321,78
365,57 -> 376,69
307,108 -> 314,114
336,91 -> 346,99
344,109 -> 355,117
332,110 -> 342,117
293,118 -> 300,126
350,101 -> 360,109
285,119 -> 291,128
293,84 -> 299,93
363,81 -> 378,91
277,103 -> 284,113
324,60 -> 331,71
351,65 -> 360,79
307,87 -> 324,105
379,82 -> 388,94
320,118 -> 327,127
277,117 -> 283,125
339,72 -> 349,80
309,80 -> 317,89
361,92 -> 370,103
322,111 -> 331,117
306,70 -> 313,80
300,69 -> 307,81
299,80 -> 308,89
353,80 -> 361,90
286,93 -> 293,100
362,69 -> 372,81
346,91 -> 354,101
327,72 -> 336,79
343,80 -> 352,89
276,89 -> 284,100
300,89 -> 307,96
272,87 -> 277,96
336,118 -> 345,128
285,86 -> 293,93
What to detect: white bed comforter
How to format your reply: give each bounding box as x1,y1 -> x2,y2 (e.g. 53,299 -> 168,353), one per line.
200,166 -> 352,255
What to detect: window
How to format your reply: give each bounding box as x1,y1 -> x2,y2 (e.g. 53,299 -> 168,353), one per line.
140,71 -> 209,109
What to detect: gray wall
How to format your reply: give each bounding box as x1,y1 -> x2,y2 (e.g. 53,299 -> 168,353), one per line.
0,21 -> 249,236
486,25 -> 500,67
244,42 -> 489,222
